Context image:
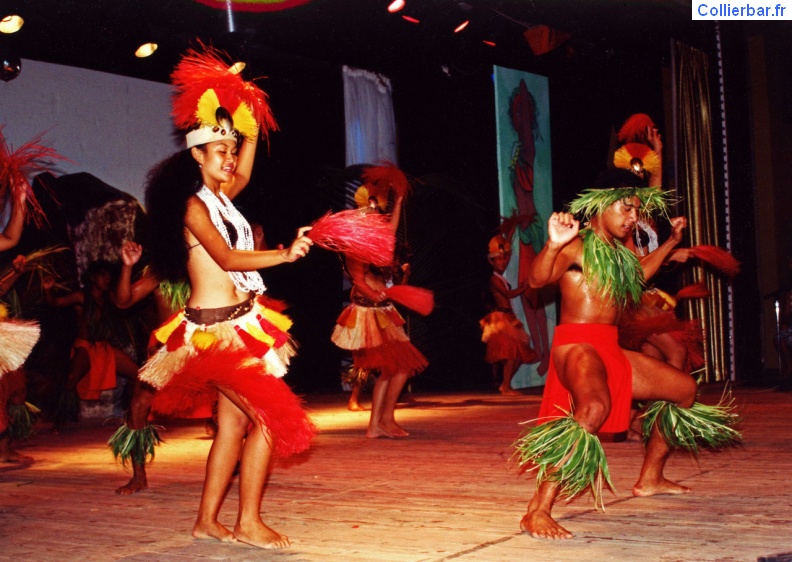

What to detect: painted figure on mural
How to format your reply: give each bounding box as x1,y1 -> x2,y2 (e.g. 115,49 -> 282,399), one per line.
509,79 -> 550,376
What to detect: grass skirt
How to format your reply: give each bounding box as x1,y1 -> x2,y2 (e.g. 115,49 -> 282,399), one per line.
480,311 -> 537,364
331,302 -> 427,379
0,319 -> 40,376
139,296 -> 315,457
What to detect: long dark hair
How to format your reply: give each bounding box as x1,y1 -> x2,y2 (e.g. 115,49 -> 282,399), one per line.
144,149 -> 202,282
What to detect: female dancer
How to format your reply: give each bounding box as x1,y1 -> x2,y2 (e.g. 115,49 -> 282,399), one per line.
138,47 -> 315,549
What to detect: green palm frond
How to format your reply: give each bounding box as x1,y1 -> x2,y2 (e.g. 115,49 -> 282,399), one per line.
108,423 -> 164,467
641,390 -> 742,454
7,402 -> 39,441
158,279 -> 191,312
581,229 -> 644,308
513,413 -> 614,510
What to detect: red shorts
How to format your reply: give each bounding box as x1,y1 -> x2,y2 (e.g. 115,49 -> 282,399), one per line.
538,323 -> 632,433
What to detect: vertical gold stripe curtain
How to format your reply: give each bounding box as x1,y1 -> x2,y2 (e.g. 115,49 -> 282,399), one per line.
674,41 -> 730,382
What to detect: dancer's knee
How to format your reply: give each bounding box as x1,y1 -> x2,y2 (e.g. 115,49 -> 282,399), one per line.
573,399 -> 610,433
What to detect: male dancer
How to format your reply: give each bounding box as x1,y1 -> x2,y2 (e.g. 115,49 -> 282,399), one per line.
516,170 -> 740,539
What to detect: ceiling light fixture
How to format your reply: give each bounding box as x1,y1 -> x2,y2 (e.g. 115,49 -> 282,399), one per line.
387,0 -> 405,13
0,14 -> 24,34
454,20 -> 469,33
482,40 -> 496,47
402,15 -> 419,23
135,42 -> 159,58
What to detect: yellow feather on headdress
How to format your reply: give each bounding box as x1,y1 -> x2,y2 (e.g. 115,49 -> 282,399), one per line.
613,143 -> 661,178
354,185 -> 387,210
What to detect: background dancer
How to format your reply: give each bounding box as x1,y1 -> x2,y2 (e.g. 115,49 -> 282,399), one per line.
481,234 -> 537,395
331,167 -> 428,438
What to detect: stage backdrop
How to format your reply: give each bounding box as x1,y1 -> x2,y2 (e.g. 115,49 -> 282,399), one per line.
493,65 -> 555,389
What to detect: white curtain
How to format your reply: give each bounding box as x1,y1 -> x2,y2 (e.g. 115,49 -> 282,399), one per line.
343,65 -> 397,166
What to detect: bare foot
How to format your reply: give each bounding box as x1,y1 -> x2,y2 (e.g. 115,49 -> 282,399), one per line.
499,387 -> 522,397
366,422 -> 409,438
520,509 -> 573,540
193,519 -> 236,543
115,475 -> 148,495
347,400 -> 365,412
234,521 -> 290,549
633,477 -> 692,497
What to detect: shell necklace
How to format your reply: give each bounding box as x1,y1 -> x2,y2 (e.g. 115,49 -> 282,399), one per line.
196,185 -> 266,294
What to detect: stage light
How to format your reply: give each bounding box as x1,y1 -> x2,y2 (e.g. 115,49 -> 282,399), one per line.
402,15 -> 419,23
454,20 -> 469,33
482,40 -> 496,47
387,0 -> 405,13
134,42 -> 158,58
0,14 -> 23,34
0,48 -> 21,81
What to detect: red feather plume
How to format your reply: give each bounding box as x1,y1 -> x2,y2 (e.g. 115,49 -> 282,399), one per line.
0,127 -> 68,227
689,245 -> 741,277
308,210 -> 395,266
617,113 -> 655,144
675,283 -> 711,300
385,285 -> 435,316
362,161 -> 411,198
170,43 -> 277,138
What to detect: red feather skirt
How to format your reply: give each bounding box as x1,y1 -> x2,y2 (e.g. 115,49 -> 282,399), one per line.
619,304 -> 705,370
331,302 -> 428,379
480,311 -> 538,364
139,296 -> 316,457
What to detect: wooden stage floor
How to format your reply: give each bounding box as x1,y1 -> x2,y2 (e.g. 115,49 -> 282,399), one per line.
2,385 -> 791,562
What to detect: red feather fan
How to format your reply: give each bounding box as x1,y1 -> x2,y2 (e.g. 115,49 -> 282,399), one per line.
385,285 -> 435,316
675,283 -> 711,300
308,210 -> 395,266
689,245 -> 740,277
170,43 -> 278,138
617,113 -> 655,144
0,127 -> 68,227
362,161 -> 411,198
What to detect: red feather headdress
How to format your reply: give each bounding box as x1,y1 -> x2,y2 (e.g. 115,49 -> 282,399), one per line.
0,126 -> 67,227
171,43 -> 278,148
617,113 -> 655,144
362,161 -> 411,199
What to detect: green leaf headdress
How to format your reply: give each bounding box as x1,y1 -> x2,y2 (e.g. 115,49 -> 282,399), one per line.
568,185 -> 674,223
